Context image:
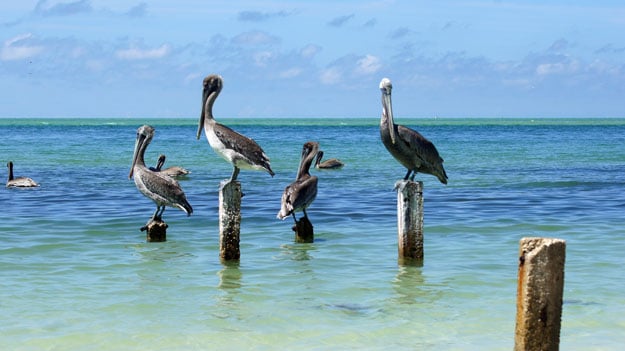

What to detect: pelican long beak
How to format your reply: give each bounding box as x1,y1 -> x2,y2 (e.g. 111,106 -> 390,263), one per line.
128,134 -> 143,179
196,87 -> 210,140
382,92 -> 396,144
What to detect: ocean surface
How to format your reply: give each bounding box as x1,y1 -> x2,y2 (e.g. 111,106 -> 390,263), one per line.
1,117 -> 624,350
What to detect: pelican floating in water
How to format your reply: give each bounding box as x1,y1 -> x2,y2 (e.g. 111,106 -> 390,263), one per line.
196,74 -> 274,181
277,141 -> 319,224
314,150 -> 344,169
150,154 -> 191,178
6,161 -> 39,188
129,125 -> 193,221
379,78 -> 448,184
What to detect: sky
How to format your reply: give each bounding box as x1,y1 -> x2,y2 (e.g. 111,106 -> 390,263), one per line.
1,0 -> 624,118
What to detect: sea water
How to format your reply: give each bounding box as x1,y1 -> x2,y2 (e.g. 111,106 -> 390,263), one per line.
1,118 -> 624,350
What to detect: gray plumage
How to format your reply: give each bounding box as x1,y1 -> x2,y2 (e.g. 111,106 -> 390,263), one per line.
314,150 -> 344,169
277,141 -> 319,223
196,74 -> 274,181
6,161 -> 39,188
379,78 -> 448,184
150,154 -> 190,178
129,125 -> 192,221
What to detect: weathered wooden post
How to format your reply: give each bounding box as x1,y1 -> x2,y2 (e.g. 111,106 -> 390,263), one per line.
395,180 -> 424,264
141,218 -> 168,242
219,180 -> 242,261
515,237 -> 566,351
293,217 -> 314,243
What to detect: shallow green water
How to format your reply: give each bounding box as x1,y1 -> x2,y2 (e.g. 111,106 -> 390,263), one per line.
1,118 -> 624,350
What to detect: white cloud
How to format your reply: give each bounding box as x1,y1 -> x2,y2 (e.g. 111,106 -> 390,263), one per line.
300,44 -> 321,59
355,54 -> 381,75
33,0 -> 92,17
253,51 -> 274,67
184,72 -> 203,84
279,68 -> 301,79
535,60 -> 580,76
115,44 -> 170,60
232,31 -> 279,46
320,67 -> 342,85
1,33 -> 44,61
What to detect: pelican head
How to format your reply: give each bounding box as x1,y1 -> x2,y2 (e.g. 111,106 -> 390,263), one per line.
297,141 -> 320,179
379,77 -> 396,144
155,154 -> 166,171
129,125 -> 155,179
197,74 -> 224,140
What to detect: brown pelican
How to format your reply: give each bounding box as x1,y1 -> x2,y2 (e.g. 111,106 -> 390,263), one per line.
129,125 -> 193,221
379,78 -> 448,184
6,161 -> 39,188
277,141 -> 319,224
150,154 -> 191,178
314,151 -> 344,169
196,74 -> 275,181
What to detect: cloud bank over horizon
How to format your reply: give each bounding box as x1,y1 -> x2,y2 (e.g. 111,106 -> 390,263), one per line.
1,1 -> 624,118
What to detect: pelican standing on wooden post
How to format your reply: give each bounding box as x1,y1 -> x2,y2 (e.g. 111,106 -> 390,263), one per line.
6,161 -> 39,188
196,74 -> 274,182
277,141 -> 319,243
196,74 -> 274,260
379,77 -> 447,184
129,125 -> 193,241
379,77 -> 447,263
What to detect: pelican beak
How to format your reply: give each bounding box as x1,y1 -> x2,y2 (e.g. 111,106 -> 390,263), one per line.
196,85 -> 210,140
382,91 -> 396,144
129,133 -> 143,179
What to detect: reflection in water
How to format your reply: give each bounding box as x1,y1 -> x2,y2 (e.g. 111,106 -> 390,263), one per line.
214,261 -> 242,320
392,265 -> 427,305
218,261 -> 241,290
279,243 -> 315,261
133,242 -> 195,263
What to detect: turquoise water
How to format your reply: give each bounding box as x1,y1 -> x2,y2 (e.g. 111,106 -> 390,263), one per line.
1,118 -> 624,350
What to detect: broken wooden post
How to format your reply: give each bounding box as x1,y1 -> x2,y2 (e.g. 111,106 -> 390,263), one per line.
140,218 -> 168,242
395,180 -> 424,264
293,216 -> 314,243
219,180 -> 242,261
515,237 -> 566,351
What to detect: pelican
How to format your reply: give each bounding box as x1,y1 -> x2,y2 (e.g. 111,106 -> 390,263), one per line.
379,78 -> 448,184
196,74 -> 275,181
277,141 -> 319,224
6,161 -> 39,188
314,150 -> 344,169
129,125 -> 193,221
150,154 -> 191,178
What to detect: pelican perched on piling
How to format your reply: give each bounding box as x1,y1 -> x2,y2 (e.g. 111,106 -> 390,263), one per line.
129,125 -> 193,221
6,161 -> 39,188
277,141 -> 319,224
379,78 -> 448,184
150,154 -> 190,178
314,151 -> 344,169
196,74 -> 275,182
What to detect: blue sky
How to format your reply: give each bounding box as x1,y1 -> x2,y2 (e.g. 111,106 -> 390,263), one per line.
1,1 -> 624,118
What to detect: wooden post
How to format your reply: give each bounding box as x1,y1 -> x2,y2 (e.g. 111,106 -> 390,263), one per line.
515,237 -> 566,351
141,218 -> 168,242
219,180 -> 242,261
293,216 -> 314,243
395,180 -> 424,264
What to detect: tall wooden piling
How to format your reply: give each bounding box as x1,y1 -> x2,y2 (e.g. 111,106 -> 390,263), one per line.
141,218 -> 168,242
515,237 -> 566,351
395,180 -> 424,263
219,180 -> 242,261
